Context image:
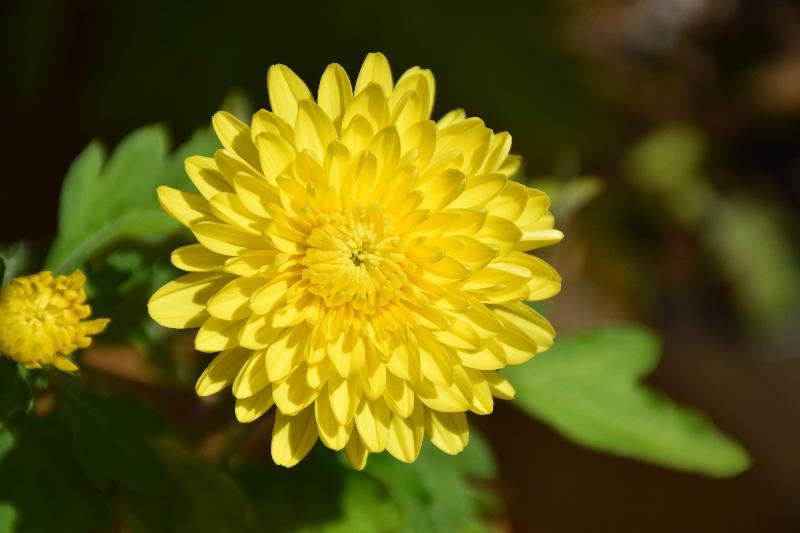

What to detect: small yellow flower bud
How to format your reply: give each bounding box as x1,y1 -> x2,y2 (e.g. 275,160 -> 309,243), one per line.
0,270 -> 108,372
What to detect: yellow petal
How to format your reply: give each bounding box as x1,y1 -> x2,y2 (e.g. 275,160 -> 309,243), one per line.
417,168 -> 466,211
342,84 -> 389,132
81,319 -> 109,336
184,156 -> 233,199
458,342 -> 507,371
254,132 -> 297,183
271,406 -> 318,468
318,63 -> 353,130
272,366 -> 320,415
192,221 -> 266,256
449,173 -> 507,210
214,148 -> 261,181
208,192 -> 264,233
476,215 -> 522,256
328,372 -> 361,425
354,398 -> 391,452
436,119 -> 492,176
53,357 -> 78,372
306,354 -> 331,387
235,385 -> 274,422
383,374 -> 414,418
171,244 -> 226,272
157,186 -> 213,228
437,108 -> 466,128
195,317 -> 243,353
232,349 -> 269,398
330,329 -> 366,378
223,250 -> 281,277
492,302 -> 556,354
385,400 -> 424,463
479,132 -> 512,174
485,370 -> 516,400
498,154 -> 522,177
212,111 -> 260,168
415,327 -> 455,385
249,274 -> 293,315
294,99 -> 338,159
455,366 -> 494,415
360,347 -> 386,399
487,181 -> 528,221
267,64 -> 312,125
251,109 -> 294,144
399,119 -> 436,168
414,378 -> 470,413
354,52 -> 393,96
238,314 -> 280,350
340,114 -> 375,156
148,272 -> 230,328
344,429 -> 369,470
207,276 -> 265,320
315,391 -> 353,450
425,410 -> 469,455
196,347 -> 252,397
265,327 -> 307,382
390,68 -> 434,127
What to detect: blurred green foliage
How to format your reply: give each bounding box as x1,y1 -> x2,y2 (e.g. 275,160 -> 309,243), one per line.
625,123 -> 800,334
505,327 -> 750,478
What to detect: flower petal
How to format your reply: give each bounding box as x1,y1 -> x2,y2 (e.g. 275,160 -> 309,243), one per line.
148,272 -> 230,328
271,406 -> 318,468
267,64 -> 312,125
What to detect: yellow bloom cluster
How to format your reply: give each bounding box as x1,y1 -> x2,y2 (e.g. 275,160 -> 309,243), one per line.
149,53 -> 562,468
0,271 -> 108,371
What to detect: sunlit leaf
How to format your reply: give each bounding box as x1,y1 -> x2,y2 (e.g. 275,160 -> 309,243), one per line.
505,326 -> 751,478
45,126 -> 219,273
237,433 -> 498,533
363,432 -> 498,533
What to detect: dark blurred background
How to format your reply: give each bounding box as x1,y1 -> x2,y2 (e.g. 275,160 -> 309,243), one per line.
2,0 -> 799,531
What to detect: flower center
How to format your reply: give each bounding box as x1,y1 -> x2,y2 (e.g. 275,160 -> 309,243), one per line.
301,207 -> 411,314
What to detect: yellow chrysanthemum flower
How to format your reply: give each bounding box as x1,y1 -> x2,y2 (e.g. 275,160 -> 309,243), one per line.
149,53 -> 562,469
0,270 -> 108,371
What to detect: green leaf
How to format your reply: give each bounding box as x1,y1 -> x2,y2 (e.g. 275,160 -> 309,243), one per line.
0,502 -> 16,533
45,126 -> 218,273
363,432 -> 499,533
128,441 -> 252,533
505,326 -> 751,478
236,434 -> 498,533
61,385 -> 168,492
237,445 -> 354,532
0,415 -> 109,532
319,472 -> 402,533
0,430 -> 14,463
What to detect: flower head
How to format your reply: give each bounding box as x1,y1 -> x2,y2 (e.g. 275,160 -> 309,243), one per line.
0,270 -> 108,371
149,53 -> 562,469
